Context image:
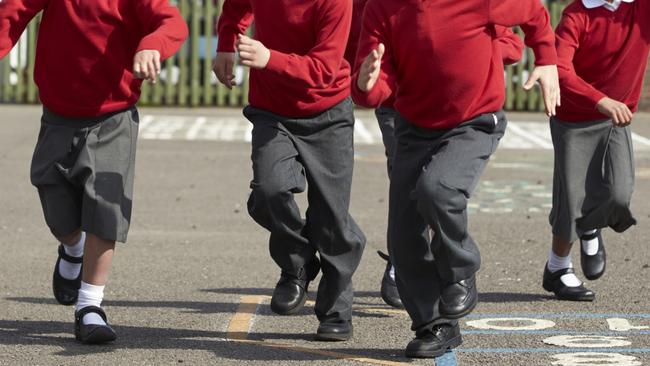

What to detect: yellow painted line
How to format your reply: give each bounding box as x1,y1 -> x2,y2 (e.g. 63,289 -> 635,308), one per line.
226,296 -> 411,365
226,295 -> 269,340
234,339 -> 411,366
357,307 -> 408,316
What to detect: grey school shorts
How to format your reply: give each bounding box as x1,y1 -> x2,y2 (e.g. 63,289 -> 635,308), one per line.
549,117 -> 636,242
30,107 -> 139,243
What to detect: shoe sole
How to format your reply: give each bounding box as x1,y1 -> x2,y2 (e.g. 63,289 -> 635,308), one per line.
543,281 -> 595,302
314,331 -> 352,342
270,290 -> 308,316
76,327 -> 117,345
440,298 -> 477,320
405,335 -> 463,358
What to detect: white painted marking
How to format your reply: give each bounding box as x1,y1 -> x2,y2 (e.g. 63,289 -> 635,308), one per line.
543,335 -> 631,348
507,123 -> 554,149
139,115 -> 155,131
466,318 -> 555,331
135,115 -> 650,151
607,318 -> 650,332
551,352 -> 641,366
632,132 -> 650,147
185,117 -> 207,140
244,124 -> 253,142
354,118 -> 375,144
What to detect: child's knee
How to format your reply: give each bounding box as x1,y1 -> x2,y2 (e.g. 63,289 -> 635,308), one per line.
56,229 -> 82,246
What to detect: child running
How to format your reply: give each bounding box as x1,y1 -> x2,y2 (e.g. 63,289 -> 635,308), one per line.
0,0 -> 188,344
352,0 -> 560,358
214,0 -> 366,341
543,0 -> 649,301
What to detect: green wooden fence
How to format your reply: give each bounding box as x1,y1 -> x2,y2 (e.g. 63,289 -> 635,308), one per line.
0,0 -> 565,112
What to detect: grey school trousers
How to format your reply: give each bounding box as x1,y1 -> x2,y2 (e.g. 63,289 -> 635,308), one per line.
388,111 -> 507,333
244,97 -> 366,324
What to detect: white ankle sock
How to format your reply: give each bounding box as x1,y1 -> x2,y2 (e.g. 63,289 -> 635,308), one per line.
389,265 -> 396,281
59,232 -> 85,280
581,229 -> 599,256
547,250 -> 581,287
76,282 -> 107,326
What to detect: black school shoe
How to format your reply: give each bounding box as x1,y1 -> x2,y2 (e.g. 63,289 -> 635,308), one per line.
53,245 -> 83,306
377,251 -> 404,309
439,275 -> 478,319
315,320 -> 353,342
580,230 -> 606,280
270,257 -> 320,315
75,306 -> 117,344
405,323 -> 462,358
542,265 -> 595,301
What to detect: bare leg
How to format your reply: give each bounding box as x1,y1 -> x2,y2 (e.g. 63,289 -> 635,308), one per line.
82,234 -> 115,286
551,235 -> 573,257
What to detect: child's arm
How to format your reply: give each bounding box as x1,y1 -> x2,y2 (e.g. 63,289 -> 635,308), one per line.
134,0 -> 189,83
556,12 -> 633,126
487,0 -> 560,116
0,0 -> 48,59
214,0 -> 254,89
493,26 -> 524,66
234,0 -> 352,90
351,2 -> 396,108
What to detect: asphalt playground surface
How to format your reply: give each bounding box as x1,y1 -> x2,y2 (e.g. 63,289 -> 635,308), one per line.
0,105 -> 649,365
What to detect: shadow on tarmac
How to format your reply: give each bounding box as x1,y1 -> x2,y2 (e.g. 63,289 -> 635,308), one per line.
0,319 -> 410,362
479,292 -> 553,303
6,294 -> 395,320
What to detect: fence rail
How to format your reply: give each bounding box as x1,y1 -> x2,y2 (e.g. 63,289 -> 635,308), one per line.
0,0 -> 565,112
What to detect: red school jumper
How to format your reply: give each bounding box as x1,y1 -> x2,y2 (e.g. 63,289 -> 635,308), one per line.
351,0 -> 557,130
555,0 -> 650,122
0,0 -> 188,118
217,0 -> 352,118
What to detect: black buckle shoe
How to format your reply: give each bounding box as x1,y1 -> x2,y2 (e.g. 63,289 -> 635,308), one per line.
439,275 -> 478,319
74,306 -> 117,344
542,264 -> 595,301
315,320 -> 353,342
53,245 -> 83,306
270,257 -> 320,315
580,230 -> 606,280
405,323 -> 462,358
377,251 -> 404,309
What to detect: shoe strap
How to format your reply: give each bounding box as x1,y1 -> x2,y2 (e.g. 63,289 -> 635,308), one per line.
580,230 -> 599,241
76,306 -> 107,323
377,250 -> 391,262
551,267 -> 575,277
58,245 -> 83,264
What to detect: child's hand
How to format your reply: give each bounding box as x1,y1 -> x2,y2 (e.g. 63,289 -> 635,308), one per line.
133,50 -> 161,84
214,52 -> 237,89
597,97 -> 633,127
524,65 -> 561,117
236,34 -> 270,69
357,43 -> 385,92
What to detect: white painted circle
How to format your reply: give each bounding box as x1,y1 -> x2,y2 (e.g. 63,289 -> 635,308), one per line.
544,335 -> 632,348
466,317 -> 556,330
551,352 -> 641,366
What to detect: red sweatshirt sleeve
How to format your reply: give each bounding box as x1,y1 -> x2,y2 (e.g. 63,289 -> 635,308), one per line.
555,11 -> 606,108
216,0 -> 254,53
487,0 -> 557,66
351,1 -> 396,108
493,26 -> 524,65
264,0 -> 352,89
0,0 -> 48,59
135,0 -> 189,61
